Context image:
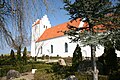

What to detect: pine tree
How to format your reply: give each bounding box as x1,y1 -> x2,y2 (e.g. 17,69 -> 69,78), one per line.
72,44 -> 82,71
99,41 -> 118,75
22,47 -> 27,64
10,49 -> 16,66
63,0 -> 120,46
63,0 -> 120,79
105,47 -> 117,74
10,49 -> 15,60
17,45 -> 21,61
1,54 -> 4,58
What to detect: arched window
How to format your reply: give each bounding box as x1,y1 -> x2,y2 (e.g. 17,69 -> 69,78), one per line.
46,26 -> 47,29
44,25 -> 46,28
51,45 -> 53,53
65,43 -> 68,52
41,46 -> 42,54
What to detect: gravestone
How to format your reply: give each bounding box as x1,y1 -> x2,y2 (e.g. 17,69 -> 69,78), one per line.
58,59 -> 66,66
66,75 -> 78,80
7,70 -> 20,80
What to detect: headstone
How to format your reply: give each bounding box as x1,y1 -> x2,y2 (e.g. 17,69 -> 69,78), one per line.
66,75 -> 78,80
7,70 -> 20,80
58,59 -> 66,66
32,69 -> 37,74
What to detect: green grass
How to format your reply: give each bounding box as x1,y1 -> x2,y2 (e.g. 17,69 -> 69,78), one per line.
0,59 -> 113,80
0,61 -> 52,77
34,63 -> 108,80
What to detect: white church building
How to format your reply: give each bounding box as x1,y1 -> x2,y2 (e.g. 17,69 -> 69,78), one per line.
31,15 -> 120,57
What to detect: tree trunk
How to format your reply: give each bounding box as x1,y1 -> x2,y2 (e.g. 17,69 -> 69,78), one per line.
91,45 -> 98,80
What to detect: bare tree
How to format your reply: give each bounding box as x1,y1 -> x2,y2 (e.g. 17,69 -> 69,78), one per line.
0,0 -> 62,54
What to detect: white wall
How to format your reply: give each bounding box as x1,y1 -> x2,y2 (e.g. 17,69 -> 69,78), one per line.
31,42 -> 35,57
36,36 -> 105,57
39,15 -> 51,37
80,45 -> 104,57
34,35 -> 120,57
37,36 -> 77,57
80,45 -> 120,57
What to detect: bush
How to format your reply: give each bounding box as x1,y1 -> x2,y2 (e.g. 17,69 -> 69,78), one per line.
34,63 -> 73,80
98,45 -> 118,75
108,71 -> 120,80
99,75 -> 108,80
22,47 -> 27,64
0,58 -> 12,66
0,65 -> 16,77
51,63 -> 73,79
72,44 -> 82,71
75,72 -> 108,80
34,69 -> 55,80
0,64 -> 32,77
34,63 -> 108,80
34,63 -> 58,80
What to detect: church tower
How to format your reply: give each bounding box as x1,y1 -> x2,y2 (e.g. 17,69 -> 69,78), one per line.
31,15 -> 51,57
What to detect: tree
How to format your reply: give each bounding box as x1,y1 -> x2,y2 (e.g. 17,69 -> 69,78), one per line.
72,44 -> 82,71
22,47 -> 27,64
10,49 -> 15,60
0,0 -> 63,54
17,46 -> 21,60
0,0 -> 29,57
63,0 -> 120,79
63,0 -> 120,46
1,54 -> 4,58
10,49 -> 16,66
98,41 -> 118,75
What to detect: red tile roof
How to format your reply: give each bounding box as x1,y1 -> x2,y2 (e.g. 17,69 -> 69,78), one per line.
36,18 -> 81,42
36,18 -> 106,42
93,24 -> 106,32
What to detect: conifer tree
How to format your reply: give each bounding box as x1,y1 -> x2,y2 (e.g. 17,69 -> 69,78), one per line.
105,46 -> 117,74
98,41 -> 118,75
17,45 -> 21,61
22,47 -> 27,64
10,49 -> 16,66
10,49 -> 15,60
1,54 -> 4,58
63,0 -> 120,79
63,0 -> 120,46
72,44 -> 82,71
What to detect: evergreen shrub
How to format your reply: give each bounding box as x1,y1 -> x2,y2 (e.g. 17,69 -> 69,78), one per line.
75,72 -> 108,80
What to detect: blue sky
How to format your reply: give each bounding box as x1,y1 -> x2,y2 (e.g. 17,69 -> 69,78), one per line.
0,0 -> 70,54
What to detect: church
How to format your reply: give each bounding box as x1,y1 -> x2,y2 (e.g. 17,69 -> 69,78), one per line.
31,15 -> 120,58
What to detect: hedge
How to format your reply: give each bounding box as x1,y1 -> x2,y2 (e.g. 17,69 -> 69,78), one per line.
0,62 -> 51,77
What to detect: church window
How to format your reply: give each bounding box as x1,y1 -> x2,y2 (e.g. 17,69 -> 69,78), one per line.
65,43 -> 68,52
44,25 -> 46,28
41,46 -> 42,54
51,45 -> 53,53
